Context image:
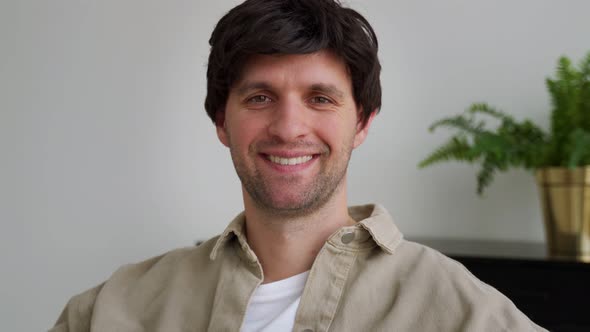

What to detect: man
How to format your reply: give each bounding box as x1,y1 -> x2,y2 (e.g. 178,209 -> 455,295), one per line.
51,0 -> 546,331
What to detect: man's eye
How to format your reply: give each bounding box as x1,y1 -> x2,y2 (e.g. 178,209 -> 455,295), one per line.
310,96 -> 332,104
247,95 -> 272,103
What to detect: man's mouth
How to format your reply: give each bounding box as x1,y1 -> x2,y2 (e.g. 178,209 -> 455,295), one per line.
267,154 -> 314,166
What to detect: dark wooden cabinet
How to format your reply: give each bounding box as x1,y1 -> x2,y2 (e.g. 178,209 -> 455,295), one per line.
411,238 -> 590,332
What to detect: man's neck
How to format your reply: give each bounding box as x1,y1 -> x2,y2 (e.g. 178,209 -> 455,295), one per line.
242,186 -> 355,283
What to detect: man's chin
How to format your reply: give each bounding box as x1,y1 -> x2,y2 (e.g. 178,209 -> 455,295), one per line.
266,200 -> 313,213
257,196 -> 323,217
243,178 -> 341,216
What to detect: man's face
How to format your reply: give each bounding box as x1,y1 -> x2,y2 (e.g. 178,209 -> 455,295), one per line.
217,50 -> 373,216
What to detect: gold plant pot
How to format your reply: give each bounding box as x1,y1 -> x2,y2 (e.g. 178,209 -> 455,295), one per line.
536,167 -> 590,260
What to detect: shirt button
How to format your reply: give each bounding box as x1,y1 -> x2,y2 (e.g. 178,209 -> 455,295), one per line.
341,232 -> 355,244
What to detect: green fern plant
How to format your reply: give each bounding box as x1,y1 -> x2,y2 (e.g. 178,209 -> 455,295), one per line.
419,52 -> 590,195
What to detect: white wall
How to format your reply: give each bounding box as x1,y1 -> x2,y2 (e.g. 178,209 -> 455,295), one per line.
2,0 -> 589,330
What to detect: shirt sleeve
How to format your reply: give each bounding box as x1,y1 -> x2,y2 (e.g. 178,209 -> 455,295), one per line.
48,283 -> 105,332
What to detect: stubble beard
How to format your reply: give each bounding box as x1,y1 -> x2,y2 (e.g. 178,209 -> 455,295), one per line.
231,143 -> 353,218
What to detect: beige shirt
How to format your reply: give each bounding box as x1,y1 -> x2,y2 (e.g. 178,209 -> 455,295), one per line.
50,204 -> 547,332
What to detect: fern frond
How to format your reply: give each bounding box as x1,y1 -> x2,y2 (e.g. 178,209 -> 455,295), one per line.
428,115 -> 485,136
555,56 -> 579,86
418,136 -> 473,168
546,54 -> 582,163
468,103 -> 515,123
578,53 -> 590,130
476,158 -> 496,195
567,128 -> 590,168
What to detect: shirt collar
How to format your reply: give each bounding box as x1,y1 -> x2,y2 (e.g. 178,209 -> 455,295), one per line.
209,211 -> 249,261
351,203 -> 403,254
209,203 -> 403,260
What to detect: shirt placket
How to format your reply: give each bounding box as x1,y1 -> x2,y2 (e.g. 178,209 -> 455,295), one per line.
292,229 -> 359,332
207,240 -> 263,332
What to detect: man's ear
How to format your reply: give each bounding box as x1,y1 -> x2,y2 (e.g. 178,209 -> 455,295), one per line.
215,111 -> 230,147
353,110 -> 377,149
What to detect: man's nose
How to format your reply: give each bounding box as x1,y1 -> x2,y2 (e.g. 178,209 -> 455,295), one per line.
267,99 -> 310,142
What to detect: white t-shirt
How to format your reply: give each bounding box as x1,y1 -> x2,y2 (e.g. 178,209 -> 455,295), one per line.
240,270 -> 310,332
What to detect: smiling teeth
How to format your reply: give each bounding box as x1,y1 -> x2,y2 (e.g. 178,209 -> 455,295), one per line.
268,155 -> 313,166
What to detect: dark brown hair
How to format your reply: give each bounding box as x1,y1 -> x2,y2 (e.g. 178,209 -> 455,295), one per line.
205,0 -> 381,127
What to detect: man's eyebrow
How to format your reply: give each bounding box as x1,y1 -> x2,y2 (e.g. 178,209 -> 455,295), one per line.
234,81 -> 346,99
310,83 -> 345,99
235,81 -> 272,96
